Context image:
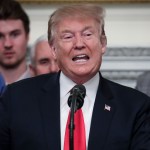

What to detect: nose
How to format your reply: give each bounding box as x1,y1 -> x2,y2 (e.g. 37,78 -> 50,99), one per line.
4,36 -> 13,50
74,34 -> 85,50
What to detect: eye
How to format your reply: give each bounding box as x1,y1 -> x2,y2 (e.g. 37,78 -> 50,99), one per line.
39,59 -> 50,65
61,33 -> 74,41
11,31 -> 21,38
0,33 -> 4,40
83,31 -> 93,39
84,33 -> 92,36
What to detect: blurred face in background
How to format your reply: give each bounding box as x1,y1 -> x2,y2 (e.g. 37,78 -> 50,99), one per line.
30,40 -> 59,76
0,20 -> 29,69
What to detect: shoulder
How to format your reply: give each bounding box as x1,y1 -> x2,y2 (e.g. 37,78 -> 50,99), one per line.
0,74 -> 5,84
0,74 -> 5,94
137,71 -> 150,82
6,73 -> 59,93
102,77 -> 150,104
135,71 -> 150,91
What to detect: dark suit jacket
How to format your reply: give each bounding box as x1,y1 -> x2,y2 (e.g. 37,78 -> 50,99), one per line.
0,72 -> 150,150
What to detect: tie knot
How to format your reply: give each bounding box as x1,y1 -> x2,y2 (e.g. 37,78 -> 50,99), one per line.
68,85 -> 86,110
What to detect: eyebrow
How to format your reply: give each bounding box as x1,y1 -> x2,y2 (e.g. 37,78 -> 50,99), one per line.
10,29 -> 22,34
39,58 -> 50,61
61,26 -> 94,33
0,29 -> 21,35
82,26 -> 93,31
61,30 -> 73,34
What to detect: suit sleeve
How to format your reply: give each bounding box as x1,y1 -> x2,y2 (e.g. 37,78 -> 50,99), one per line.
130,96 -> 150,150
0,87 -> 11,150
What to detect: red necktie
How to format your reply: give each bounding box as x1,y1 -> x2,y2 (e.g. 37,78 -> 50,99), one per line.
64,109 -> 86,150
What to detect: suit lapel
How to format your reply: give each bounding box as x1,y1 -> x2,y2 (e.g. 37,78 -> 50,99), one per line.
38,73 -> 61,149
88,74 -> 115,150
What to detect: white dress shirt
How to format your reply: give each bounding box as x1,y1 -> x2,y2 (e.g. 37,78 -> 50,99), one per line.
60,72 -> 99,149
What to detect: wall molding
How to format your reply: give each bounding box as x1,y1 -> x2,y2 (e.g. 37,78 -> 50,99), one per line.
17,0 -> 150,4
104,47 -> 150,56
101,47 -> 150,87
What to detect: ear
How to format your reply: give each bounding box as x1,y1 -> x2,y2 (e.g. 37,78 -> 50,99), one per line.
26,33 -> 30,43
51,45 -> 57,59
49,41 -> 57,59
100,35 -> 107,54
29,64 -> 36,77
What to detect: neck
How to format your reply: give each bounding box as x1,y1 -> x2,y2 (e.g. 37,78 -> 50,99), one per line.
70,73 -> 97,85
0,62 -> 27,84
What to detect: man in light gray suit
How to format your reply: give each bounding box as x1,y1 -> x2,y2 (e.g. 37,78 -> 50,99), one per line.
135,71 -> 150,97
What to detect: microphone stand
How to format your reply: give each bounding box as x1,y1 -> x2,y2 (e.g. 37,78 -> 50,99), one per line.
69,88 -> 78,150
68,84 -> 85,150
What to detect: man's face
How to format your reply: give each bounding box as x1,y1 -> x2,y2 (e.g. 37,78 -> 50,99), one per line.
0,20 -> 29,69
52,17 -> 106,84
31,41 -> 59,76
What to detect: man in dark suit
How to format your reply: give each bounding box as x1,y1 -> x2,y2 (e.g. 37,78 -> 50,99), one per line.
0,4 -> 150,150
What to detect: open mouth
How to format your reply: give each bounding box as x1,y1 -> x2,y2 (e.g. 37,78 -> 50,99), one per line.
72,54 -> 89,62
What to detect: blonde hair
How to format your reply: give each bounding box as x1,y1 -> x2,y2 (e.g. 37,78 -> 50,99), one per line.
48,4 -> 106,45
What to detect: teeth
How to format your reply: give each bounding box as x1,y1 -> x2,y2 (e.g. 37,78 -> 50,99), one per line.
75,59 -> 87,62
76,54 -> 86,58
73,54 -> 89,62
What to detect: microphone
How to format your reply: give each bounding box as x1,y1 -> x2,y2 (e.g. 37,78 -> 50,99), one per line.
67,84 -> 86,150
68,84 -> 86,111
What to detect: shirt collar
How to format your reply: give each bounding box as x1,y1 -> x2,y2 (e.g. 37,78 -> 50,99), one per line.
84,73 -> 99,104
60,72 -> 76,99
60,72 -> 99,99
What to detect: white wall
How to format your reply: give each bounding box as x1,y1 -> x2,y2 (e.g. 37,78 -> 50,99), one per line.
22,3 -> 150,47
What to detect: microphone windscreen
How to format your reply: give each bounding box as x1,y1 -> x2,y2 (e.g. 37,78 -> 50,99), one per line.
68,84 -> 86,109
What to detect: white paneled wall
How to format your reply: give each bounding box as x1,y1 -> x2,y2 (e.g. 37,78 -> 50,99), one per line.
22,3 -> 150,47
105,4 -> 150,47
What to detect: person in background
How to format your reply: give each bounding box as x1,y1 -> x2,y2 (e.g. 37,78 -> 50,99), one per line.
0,73 -> 5,96
29,34 -> 59,76
135,71 -> 150,97
0,4 -> 150,150
0,0 -> 31,85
